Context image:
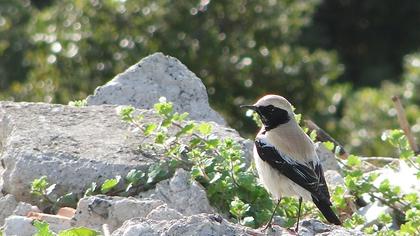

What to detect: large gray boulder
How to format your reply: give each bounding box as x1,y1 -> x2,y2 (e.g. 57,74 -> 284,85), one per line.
86,52 -> 225,125
0,102 -> 156,203
0,102 -> 244,205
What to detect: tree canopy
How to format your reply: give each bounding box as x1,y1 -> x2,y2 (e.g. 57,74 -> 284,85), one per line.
0,0 -> 419,156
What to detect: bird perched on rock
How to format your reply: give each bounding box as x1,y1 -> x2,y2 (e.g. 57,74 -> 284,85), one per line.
241,95 -> 341,231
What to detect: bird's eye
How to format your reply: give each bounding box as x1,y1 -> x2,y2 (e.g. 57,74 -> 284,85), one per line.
267,105 -> 275,112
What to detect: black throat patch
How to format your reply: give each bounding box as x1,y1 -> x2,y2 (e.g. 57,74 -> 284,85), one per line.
257,105 -> 290,130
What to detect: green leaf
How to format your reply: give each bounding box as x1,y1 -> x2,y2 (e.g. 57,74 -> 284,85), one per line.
242,216 -> 255,227
378,213 -> 392,224
191,166 -> 201,179
101,176 -> 121,193
379,179 -> 391,192
155,132 -> 166,144
33,220 -> 54,236
209,172 -> 222,184
323,141 -> 334,151
68,99 -> 87,107
125,169 -> 145,185
144,123 -> 157,136
310,130 -> 317,141
176,123 -> 195,137
230,197 -> 250,219
173,112 -> 189,121
198,123 -> 212,136
56,192 -> 77,207
118,106 -> 135,122
31,176 -> 49,195
84,182 -> 97,197
45,184 -> 56,196
147,163 -> 167,184
347,155 -> 361,167
58,227 -> 99,236
154,99 -> 173,116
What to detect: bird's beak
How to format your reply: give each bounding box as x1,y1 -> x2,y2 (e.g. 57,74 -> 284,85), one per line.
240,105 -> 258,111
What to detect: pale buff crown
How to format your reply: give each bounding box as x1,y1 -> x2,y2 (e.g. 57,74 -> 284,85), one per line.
253,94 -> 294,115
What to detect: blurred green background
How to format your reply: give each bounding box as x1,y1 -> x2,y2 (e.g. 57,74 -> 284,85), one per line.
0,0 -> 419,157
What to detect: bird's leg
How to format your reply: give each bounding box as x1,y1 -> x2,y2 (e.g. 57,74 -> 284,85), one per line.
295,197 -> 303,232
263,198 -> 282,231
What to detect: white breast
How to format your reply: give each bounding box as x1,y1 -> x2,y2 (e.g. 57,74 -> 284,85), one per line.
253,146 -> 312,201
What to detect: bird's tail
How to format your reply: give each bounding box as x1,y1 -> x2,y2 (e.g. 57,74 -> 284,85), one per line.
312,196 -> 341,225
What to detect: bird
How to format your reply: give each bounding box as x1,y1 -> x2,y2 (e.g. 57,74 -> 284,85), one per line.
241,94 -> 341,232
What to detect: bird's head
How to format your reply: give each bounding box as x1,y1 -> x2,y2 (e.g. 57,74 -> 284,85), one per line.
241,94 -> 295,130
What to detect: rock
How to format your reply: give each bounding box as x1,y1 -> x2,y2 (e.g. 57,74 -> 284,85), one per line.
27,211 -> 72,232
372,160 -> 419,194
3,216 -> 36,236
140,169 -> 214,216
298,219 -> 365,236
13,202 -> 41,216
0,194 -> 18,226
324,170 -> 345,189
0,102 -> 158,204
71,195 -> 165,232
358,201 -> 391,228
57,207 -> 76,218
0,102 -> 244,204
146,204 -> 183,221
111,213 -> 259,236
86,52 -> 225,125
315,142 -> 342,173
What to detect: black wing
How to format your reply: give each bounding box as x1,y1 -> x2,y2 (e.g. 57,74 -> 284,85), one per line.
255,138 -> 327,201
255,138 -> 341,225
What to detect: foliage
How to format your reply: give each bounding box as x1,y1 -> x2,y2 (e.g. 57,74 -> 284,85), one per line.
30,176 -> 78,212
0,0 -> 341,138
335,129 -> 420,235
1,0 -> 419,158
116,99 -> 278,227
335,53 -> 420,156
33,220 -> 99,236
68,99 -> 86,107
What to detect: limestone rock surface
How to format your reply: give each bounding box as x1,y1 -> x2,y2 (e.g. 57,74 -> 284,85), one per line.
3,216 -> 36,236
111,213 -> 255,236
140,168 -> 215,216
0,102 -> 158,204
86,52 -> 225,124
72,195 -> 165,232
0,194 -> 18,226
0,102 -> 245,205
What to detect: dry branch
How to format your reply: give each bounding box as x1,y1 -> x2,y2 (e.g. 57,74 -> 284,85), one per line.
392,95 -> 419,155
304,119 -> 349,159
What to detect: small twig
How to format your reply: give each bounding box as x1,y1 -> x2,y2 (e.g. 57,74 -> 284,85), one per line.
304,119 -> 349,159
392,95 -> 419,155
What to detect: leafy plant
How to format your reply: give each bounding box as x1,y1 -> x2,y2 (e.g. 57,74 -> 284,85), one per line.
30,176 -> 77,211
116,98 -> 278,227
336,129 -> 420,234
33,220 -> 99,236
68,99 -> 87,107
